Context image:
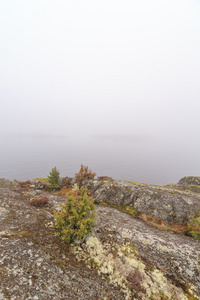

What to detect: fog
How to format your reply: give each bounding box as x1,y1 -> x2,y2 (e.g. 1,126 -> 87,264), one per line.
0,0 -> 200,183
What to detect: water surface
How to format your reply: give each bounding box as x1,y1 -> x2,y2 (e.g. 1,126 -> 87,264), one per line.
0,134 -> 199,185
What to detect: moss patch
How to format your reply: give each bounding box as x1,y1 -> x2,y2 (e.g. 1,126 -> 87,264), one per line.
166,184 -> 200,194
99,202 -> 139,217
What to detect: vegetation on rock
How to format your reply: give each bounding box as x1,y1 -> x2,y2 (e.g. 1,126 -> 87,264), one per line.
99,201 -> 138,217
54,187 -> 95,243
30,196 -> 49,207
48,167 -> 60,190
188,214 -> 200,239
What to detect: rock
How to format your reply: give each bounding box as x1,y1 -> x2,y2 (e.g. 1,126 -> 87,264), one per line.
178,176 -> 200,186
1,178 -> 200,299
83,179 -> 200,224
90,205 -> 200,299
0,178 -> 18,188
74,220 -> 198,300
0,187 -> 125,300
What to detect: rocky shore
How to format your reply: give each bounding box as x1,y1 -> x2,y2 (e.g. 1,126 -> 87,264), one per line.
0,177 -> 199,299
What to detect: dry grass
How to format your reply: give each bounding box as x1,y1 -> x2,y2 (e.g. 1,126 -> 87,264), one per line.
55,187 -> 72,195
139,213 -> 187,234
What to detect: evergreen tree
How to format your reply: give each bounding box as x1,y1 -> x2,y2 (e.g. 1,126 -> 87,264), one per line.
54,187 -> 95,243
48,167 -> 60,190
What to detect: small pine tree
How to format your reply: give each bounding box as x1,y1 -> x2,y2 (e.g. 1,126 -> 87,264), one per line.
48,167 -> 60,190
54,187 -> 95,243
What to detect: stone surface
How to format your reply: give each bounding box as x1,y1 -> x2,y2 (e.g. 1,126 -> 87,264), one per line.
91,205 -> 200,298
74,231 -> 190,300
178,176 -> 200,186
0,178 -> 18,188
0,178 -> 200,299
83,179 -> 200,224
0,187 -> 125,299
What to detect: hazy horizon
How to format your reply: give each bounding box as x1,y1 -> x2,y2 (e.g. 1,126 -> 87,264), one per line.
1,0 -> 200,182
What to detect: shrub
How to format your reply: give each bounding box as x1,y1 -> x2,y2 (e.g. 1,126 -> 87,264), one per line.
75,164 -> 96,188
18,181 -> 30,188
48,167 -> 60,190
187,215 -> 200,239
30,196 -> 49,207
61,176 -> 73,188
54,187 -> 95,243
98,176 -> 113,181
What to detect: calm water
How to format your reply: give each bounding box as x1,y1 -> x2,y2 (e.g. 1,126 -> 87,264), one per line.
0,134 -> 199,185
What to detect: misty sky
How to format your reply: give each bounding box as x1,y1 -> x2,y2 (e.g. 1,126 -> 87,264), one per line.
1,0 -> 200,140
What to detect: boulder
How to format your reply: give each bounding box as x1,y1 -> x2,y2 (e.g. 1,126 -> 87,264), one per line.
83,179 -> 200,224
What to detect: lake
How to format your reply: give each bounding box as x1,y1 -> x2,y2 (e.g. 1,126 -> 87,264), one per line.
0,134 -> 199,185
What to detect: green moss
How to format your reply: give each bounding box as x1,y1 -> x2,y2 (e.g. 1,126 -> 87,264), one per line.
1,232 -> 32,239
124,180 -> 150,186
149,292 -> 155,300
121,244 -> 136,255
99,202 -> 138,217
166,184 -> 200,194
89,258 -> 99,269
35,178 -> 48,183
187,185 -> 200,193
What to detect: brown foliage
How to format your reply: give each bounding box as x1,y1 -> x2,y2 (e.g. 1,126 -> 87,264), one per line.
75,164 -> 96,188
127,269 -> 145,294
61,177 -> 73,188
30,196 -> 49,207
18,181 -> 30,188
43,182 -> 50,191
98,176 -> 113,181
72,189 -> 81,197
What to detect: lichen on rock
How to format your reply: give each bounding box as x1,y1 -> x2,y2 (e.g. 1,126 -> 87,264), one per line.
73,231 -> 191,300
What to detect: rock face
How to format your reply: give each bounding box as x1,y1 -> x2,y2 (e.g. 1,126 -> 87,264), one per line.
74,205 -> 200,299
83,179 -> 200,224
0,187 -> 125,300
178,176 -> 200,186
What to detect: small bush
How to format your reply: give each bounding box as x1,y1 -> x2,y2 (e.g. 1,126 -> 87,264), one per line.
75,164 -> 96,188
30,196 -> 49,207
98,176 -> 113,181
61,177 -> 73,188
54,187 -> 95,243
48,167 -> 60,190
187,215 -> 200,239
18,181 -> 30,188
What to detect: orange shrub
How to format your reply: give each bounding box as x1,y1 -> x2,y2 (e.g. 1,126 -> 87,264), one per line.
75,164 -> 96,188
30,196 -> 49,207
